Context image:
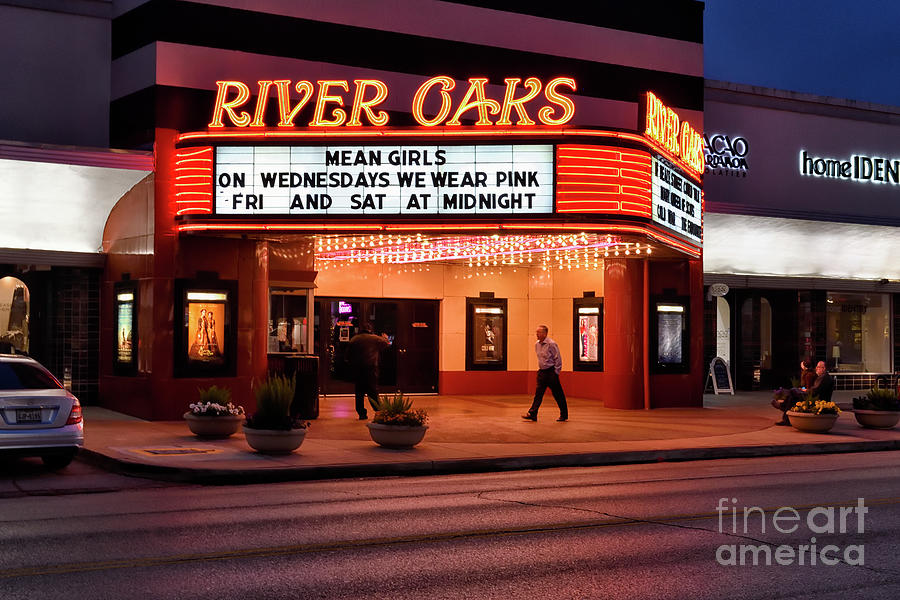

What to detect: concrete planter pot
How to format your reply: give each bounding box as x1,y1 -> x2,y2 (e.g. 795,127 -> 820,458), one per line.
184,413 -> 243,439
366,422 -> 428,448
786,411 -> 839,433
242,425 -> 307,454
852,409 -> 900,429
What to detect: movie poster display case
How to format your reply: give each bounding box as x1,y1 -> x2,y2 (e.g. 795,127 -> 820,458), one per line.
174,279 -> 238,377
573,296 -> 604,371
651,295 -> 690,373
113,281 -> 138,375
466,296 -> 508,371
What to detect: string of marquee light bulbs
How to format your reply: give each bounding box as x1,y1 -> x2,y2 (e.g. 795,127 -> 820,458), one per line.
312,232 -> 653,275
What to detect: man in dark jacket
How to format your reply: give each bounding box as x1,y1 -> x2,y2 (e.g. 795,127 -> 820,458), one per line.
809,360 -> 835,402
347,323 -> 390,420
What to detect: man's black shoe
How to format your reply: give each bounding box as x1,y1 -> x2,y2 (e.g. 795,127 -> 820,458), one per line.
557,417 -> 568,422
521,413 -> 537,421
775,420 -> 790,426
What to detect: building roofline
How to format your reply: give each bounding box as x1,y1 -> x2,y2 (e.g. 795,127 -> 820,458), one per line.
704,80 -> 900,125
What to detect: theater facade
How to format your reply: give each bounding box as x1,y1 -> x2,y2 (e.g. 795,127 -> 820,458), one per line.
100,77 -> 705,419
89,0 -> 707,419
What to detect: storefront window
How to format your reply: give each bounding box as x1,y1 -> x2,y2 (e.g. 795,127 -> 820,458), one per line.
826,292 -> 891,372
760,297 -> 772,370
0,276 -> 29,354
715,297 -> 730,363
269,288 -> 310,354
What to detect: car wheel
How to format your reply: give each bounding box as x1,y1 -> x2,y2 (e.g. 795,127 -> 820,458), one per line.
41,450 -> 77,470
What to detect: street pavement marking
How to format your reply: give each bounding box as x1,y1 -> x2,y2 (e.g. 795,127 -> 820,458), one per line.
3,496 -> 899,579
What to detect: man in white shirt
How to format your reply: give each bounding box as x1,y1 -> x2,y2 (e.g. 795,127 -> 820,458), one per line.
523,325 -> 568,422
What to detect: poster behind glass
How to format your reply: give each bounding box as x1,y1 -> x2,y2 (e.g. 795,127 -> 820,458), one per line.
116,298 -> 134,364
472,308 -> 504,365
187,302 -> 226,366
577,314 -> 599,362
657,309 -> 684,365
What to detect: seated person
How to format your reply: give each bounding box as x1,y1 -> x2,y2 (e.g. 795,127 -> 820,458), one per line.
809,361 -> 835,402
799,359 -> 816,389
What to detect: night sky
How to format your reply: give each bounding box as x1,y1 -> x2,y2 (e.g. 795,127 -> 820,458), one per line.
704,0 -> 900,106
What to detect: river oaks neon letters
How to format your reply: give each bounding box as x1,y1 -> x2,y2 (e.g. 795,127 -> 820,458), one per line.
208,77 -> 577,129
644,92 -> 704,176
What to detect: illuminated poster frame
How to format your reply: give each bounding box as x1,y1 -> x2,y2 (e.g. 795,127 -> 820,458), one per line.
572,297 -> 603,372
466,297 -> 508,371
650,295 -> 690,374
174,279 -> 238,377
113,281 -> 138,375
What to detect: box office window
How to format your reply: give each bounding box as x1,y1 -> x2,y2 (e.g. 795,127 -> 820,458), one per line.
466,298 -> 507,371
652,297 -> 689,373
573,298 -> 603,371
113,282 -> 138,375
174,280 -> 237,377
269,287 -> 311,354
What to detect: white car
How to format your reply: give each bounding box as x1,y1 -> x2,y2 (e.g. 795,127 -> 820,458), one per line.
0,354 -> 84,468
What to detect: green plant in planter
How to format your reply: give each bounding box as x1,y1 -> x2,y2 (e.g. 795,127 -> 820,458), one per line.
245,374 -> 308,430
189,385 -> 244,417
368,391 -> 428,427
852,385 -> 900,412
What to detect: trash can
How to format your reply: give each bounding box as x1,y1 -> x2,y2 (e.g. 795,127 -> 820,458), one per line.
269,353 -> 319,419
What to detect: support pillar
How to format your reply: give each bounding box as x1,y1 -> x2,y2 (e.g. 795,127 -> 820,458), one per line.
603,259 -> 645,409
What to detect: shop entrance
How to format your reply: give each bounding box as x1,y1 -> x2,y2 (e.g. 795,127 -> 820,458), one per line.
314,298 -> 439,395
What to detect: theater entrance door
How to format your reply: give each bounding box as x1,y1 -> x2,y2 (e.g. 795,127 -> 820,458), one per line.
314,298 -> 439,395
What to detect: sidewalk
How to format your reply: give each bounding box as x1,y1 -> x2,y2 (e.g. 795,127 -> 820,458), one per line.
79,391 -> 900,484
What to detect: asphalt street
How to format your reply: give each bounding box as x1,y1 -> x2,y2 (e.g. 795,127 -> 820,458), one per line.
1,452 -> 898,599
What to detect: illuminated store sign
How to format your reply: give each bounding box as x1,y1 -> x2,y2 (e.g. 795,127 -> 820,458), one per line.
209,76 -> 576,129
799,150 -> 899,185
214,144 -> 553,215
643,92 -> 704,177
704,134 -> 749,177
651,154 -> 702,244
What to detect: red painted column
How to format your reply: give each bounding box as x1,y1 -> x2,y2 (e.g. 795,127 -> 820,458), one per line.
602,258 -> 645,409
150,128 -> 179,420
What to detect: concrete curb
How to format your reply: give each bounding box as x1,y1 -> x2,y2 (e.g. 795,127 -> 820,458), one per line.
79,439 -> 900,485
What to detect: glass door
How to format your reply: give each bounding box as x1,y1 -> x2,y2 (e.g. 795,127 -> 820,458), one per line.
315,298 -> 439,395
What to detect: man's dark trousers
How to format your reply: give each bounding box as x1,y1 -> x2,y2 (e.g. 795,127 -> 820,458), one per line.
354,366 -> 379,418
527,367 -> 568,419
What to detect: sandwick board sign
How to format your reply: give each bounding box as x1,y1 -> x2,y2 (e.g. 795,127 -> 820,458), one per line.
707,356 -> 734,395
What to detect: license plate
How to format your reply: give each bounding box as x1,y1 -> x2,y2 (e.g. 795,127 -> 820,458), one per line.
16,408 -> 42,424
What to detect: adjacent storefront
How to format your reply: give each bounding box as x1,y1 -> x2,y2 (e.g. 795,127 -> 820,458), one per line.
702,82 -> 900,390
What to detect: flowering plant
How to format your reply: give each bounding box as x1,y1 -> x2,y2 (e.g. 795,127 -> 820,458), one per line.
189,401 -> 244,417
189,385 -> 244,417
369,391 -> 428,427
790,399 -> 841,415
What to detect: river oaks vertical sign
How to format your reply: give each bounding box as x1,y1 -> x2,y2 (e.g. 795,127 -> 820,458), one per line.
214,145 -> 554,215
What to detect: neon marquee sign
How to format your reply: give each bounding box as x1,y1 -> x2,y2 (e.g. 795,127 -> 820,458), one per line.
643,92 -> 704,177
209,76 -> 577,129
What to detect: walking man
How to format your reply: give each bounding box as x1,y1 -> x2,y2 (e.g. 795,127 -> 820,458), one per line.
347,322 -> 390,420
523,325 -> 568,422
